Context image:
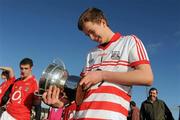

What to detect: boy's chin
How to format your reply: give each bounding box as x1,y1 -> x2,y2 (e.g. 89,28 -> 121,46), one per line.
20,75 -> 27,79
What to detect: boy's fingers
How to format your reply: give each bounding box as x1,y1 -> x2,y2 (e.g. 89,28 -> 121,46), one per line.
83,83 -> 91,91
51,86 -> 57,100
42,92 -> 47,103
47,86 -> 53,101
80,77 -> 87,86
56,88 -> 60,98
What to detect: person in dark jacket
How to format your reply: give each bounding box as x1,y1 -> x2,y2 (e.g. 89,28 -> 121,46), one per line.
140,87 -> 174,120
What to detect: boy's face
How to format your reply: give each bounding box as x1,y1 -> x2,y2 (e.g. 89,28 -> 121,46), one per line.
20,64 -> 32,79
82,21 -> 108,44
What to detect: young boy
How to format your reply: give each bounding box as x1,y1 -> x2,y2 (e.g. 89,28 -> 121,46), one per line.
76,7 -> 153,120
42,7 -> 154,120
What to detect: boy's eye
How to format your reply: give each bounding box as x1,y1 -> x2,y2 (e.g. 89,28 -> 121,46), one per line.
20,67 -> 29,70
88,30 -> 95,35
85,30 -> 96,37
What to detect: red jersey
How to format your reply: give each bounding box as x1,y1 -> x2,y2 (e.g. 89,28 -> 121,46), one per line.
6,76 -> 38,120
63,102 -> 77,120
0,77 -> 15,105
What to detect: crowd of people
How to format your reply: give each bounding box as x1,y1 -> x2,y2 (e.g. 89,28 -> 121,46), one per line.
0,7 -> 174,120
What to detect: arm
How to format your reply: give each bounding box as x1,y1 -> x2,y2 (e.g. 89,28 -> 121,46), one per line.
33,96 -> 41,120
102,64 -> 153,85
80,64 -> 153,88
164,102 -> 174,120
0,66 -> 14,78
33,80 -> 42,120
140,103 -> 146,120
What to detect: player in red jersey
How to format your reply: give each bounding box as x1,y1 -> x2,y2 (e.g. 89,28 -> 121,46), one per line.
0,67 -> 15,106
0,67 -> 15,117
0,58 -> 41,120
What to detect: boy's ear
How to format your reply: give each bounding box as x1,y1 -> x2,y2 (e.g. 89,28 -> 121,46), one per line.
101,19 -> 107,26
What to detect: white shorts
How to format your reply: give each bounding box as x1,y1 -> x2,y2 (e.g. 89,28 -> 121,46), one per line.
0,111 -> 16,120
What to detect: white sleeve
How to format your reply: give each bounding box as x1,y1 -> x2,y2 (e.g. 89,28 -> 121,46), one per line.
128,35 -> 150,67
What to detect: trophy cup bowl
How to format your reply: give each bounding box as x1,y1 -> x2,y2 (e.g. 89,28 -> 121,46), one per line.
35,59 -> 80,102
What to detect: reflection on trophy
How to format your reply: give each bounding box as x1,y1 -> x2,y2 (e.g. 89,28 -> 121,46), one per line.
35,59 -> 80,102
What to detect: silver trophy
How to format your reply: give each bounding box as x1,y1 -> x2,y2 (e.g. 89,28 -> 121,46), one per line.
35,59 -> 80,101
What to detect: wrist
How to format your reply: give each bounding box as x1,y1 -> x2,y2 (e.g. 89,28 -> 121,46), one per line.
101,71 -> 105,81
51,100 -> 64,108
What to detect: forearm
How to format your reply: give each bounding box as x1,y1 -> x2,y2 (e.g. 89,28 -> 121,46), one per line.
0,66 -> 14,78
34,104 -> 41,120
140,106 -> 145,120
45,98 -> 69,108
49,98 -> 67,108
102,64 -> 153,86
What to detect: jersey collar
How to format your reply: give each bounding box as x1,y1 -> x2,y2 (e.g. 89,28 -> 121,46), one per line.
98,32 -> 121,50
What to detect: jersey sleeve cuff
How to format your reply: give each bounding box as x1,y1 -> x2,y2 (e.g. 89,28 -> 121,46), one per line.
130,60 -> 150,67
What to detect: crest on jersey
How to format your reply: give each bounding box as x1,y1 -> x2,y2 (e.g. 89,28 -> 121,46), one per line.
25,86 -> 29,92
111,51 -> 120,60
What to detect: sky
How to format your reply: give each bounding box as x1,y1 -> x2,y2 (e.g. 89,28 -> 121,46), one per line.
0,0 -> 180,119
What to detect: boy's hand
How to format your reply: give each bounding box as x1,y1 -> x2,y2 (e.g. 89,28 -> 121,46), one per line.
42,85 -> 65,108
79,71 -> 103,91
0,66 -> 14,78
